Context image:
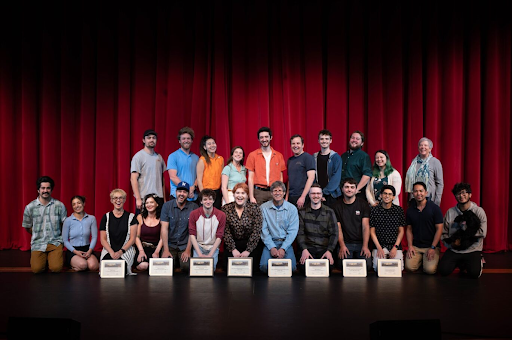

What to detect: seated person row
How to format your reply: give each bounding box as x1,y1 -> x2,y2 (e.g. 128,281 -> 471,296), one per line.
370,185 -> 405,272
297,184 -> 338,273
438,183 -> 487,279
221,183 -> 263,272
99,189 -> 137,275
63,195 -> 99,272
133,194 -> 163,271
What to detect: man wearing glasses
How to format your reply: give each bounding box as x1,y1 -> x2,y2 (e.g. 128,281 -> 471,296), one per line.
438,183 -> 487,278
297,184 -> 338,274
259,181 -> 299,273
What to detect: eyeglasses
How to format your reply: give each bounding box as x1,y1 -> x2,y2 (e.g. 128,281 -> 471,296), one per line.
272,189 -> 284,194
112,197 -> 125,201
381,192 -> 394,196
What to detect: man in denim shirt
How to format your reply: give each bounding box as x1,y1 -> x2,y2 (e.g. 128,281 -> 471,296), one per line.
259,181 -> 299,273
22,176 -> 67,273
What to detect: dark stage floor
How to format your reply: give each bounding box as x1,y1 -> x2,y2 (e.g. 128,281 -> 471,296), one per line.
0,250 -> 511,340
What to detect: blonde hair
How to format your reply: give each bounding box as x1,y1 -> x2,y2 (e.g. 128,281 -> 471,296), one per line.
110,188 -> 127,199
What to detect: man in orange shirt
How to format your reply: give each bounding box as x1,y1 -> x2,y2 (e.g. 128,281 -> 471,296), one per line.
246,127 -> 287,205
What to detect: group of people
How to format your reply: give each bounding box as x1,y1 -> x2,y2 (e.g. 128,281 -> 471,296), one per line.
22,126 -> 487,279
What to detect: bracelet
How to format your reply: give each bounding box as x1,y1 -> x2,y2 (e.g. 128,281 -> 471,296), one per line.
120,248 -> 126,253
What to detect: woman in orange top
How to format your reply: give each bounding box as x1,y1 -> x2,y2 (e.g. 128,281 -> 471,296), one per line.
197,135 -> 224,209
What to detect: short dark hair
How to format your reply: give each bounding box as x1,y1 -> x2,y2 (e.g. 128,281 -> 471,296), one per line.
257,126 -> 272,138
381,185 -> 396,196
290,134 -> 304,144
412,181 -> 427,191
200,189 -> 216,201
177,126 -> 195,140
351,130 -> 365,143
70,195 -> 86,205
37,176 -> 55,190
318,129 -> 332,139
310,183 -> 322,190
452,183 -> 472,196
342,178 -> 357,187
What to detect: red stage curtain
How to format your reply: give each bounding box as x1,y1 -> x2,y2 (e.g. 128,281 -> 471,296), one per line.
0,1 -> 510,252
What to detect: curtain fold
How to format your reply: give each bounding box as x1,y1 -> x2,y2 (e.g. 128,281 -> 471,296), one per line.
1,1 -> 510,252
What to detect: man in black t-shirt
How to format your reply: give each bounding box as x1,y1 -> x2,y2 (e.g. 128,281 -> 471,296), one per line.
313,129 -> 342,209
333,178 -> 371,271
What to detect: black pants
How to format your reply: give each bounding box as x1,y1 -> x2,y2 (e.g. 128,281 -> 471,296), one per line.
223,239 -> 263,273
438,250 -> 482,278
297,248 -> 334,275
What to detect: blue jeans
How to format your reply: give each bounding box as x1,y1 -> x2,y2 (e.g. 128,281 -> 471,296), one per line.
259,241 -> 296,273
344,243 -> 372,272
193,245 -> 220,271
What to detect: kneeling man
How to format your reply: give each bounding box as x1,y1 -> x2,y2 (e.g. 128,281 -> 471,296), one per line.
260,181 -> 299,273
405,182 -> 443,274
22,176 -> 67,273
370,185 -> 405,272
297,184 -> 338,274
439,183 -> 487,278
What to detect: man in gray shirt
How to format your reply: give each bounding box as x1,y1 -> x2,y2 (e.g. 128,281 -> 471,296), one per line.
130,129 -> 166,213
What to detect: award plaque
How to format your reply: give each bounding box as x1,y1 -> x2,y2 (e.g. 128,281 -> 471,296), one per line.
227,257 -> 253,277
342,259 -> 367,277
100,260 -> 125,278
377,259 -> 402,277
305,259 -> 330,277
189,258 -> 214,277
268,259 -> 292,277
149,258 -> 173,276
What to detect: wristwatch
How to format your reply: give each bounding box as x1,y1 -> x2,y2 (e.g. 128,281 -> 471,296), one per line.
120,248 -> 126,253
394,244 -> 399,249
430,245 -> 435,249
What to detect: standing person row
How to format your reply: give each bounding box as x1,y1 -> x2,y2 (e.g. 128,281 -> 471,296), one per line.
247,127 -> 287,205
405,137 -> 444,206
221,146 -> 247,205
197,135 -> 224,209
130,130 -> 166,214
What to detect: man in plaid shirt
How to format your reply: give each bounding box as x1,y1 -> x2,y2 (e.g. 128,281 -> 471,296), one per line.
22,176 -> 67,273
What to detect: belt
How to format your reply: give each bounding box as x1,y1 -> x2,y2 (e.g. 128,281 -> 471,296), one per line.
273,238 -> 285,242
255,186 -> 270,191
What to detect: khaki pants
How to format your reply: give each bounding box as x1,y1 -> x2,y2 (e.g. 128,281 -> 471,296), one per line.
405,246 -> 440,274
254,188 -> 272,206
30,243 -> 63,274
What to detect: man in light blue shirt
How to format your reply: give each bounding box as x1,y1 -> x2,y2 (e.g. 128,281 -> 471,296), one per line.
167,127 -> 199,202
259,181 -> 299,272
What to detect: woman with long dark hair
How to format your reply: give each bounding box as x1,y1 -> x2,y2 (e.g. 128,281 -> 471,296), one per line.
133,194 -> 163,272
196,135 -> 224,208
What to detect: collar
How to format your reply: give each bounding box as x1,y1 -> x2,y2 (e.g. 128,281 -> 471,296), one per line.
71,213 -> 89,220
348,148 -> 361,155
256,147 -> 276,156
270,201 -> 289,211
36,197 -> 55,206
